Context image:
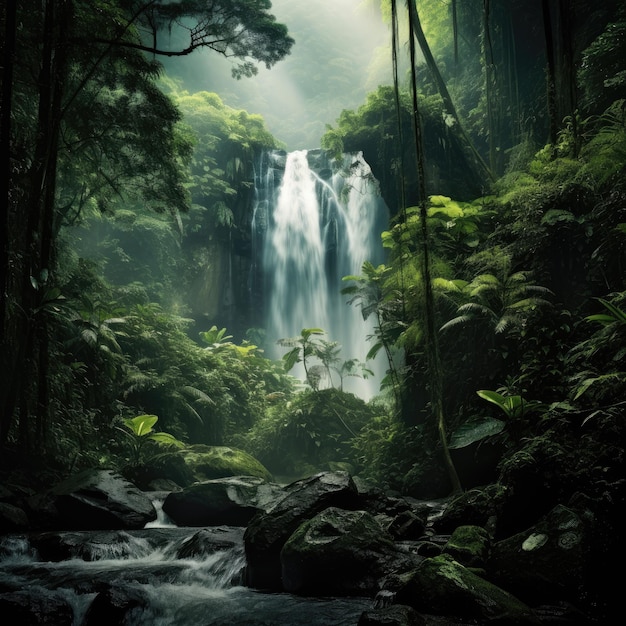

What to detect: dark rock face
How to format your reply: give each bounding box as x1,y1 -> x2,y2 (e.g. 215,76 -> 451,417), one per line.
393,554 -> 540,625
280,507 -> 410,595
358,604 -> 426,626
432,484 -> 506,536
48,469 -> 156,530
0,502 -> 28,532
176,527 -> 244,563
82,584 -> 149,626
487,504 -> 590,605
0,589 -> 74,625
27,529 -> 166,562
163,475 -> 284,526
244,471 -> 361,590
442,524 -> 491,569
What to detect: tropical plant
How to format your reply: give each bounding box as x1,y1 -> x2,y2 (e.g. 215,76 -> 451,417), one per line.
342,261 -> 404,399
277,328 -> 327,390
240,388 -> 377,478
116,414 -> 185,466
440,257 -> 554,339
476,389 -> 543,444
568,295 -> 626,403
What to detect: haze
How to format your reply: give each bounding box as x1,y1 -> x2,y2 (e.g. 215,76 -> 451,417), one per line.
163,0 -> 391,150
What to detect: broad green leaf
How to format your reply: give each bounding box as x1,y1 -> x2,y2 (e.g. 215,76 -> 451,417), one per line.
448,417 -> 506,449
124,414 -> 158,436
148,432 -> 185,448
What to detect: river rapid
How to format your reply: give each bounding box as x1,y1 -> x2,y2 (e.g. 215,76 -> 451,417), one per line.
0,495 -> 373,625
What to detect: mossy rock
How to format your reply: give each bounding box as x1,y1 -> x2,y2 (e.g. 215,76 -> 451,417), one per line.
181,445 -> 273,482
442,524 -> 491,568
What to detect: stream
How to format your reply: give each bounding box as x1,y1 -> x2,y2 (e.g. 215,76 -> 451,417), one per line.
0,495 -> 373,625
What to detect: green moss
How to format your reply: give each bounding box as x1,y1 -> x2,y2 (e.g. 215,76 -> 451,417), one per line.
443,525 -> 491,568
181,444 -> 273,481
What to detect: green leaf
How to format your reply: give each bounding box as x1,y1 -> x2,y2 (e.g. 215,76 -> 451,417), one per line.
448,417 -> 506,449
123,414 -> 158,436
282,347 -> 301,372
301,328 -> 325,340
476,389 -> 508,409
148,432 -> 185,448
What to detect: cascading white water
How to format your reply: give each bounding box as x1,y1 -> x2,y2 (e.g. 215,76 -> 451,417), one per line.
251,149 -> 389,399
0,528 -> 371,624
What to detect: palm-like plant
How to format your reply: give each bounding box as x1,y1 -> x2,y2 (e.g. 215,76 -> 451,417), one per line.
440,255 -> 553,338
277,328 -> 326,391
568,295 -> 626,403
342,261 -> 404,398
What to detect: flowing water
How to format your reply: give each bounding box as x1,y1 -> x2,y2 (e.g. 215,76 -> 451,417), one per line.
251,150 -> 389,400
0,498 -> 372,625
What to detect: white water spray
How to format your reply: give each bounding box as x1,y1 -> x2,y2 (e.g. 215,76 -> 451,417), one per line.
251,150 -> 389,399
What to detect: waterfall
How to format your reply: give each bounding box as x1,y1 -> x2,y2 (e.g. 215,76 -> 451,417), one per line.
251,149 -> 389,399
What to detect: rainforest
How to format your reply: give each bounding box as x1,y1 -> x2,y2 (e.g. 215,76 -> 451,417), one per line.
0,1 -> 624,625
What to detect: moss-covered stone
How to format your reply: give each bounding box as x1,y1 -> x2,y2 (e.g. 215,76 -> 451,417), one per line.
280,506 -> 400,595
395,553 -> 539,625
443,524 -> 491,568
181,445 -> 272,481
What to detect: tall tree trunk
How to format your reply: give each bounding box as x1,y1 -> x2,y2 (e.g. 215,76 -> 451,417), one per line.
557,0 -> 579,155
0,0 -> 18,446
0,0 -> 16,346
452,0 -> 459,67
482,0 -> 498,173
407,0 -> 494,184
2,0 -> 69,450
406,0 -> 462,495
542,0 -> 558,150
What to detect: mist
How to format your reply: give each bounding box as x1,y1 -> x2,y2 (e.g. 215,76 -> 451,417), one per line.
162,0 -> 391,150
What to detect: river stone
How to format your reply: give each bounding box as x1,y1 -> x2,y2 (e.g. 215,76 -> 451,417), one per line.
49,469 -> 156,530
442,524 -> 491,568
162,475 -> 284,526
0,501 -> 29,532
487,504 -> 590,604
0,589 -> 73,625
358,604 -> 426,626
181,445 -> 273,481
393,553 -> 539,625
83,584 -> 149,625
244,470 -> 361,590
176,526 -> 245,558
280,506 -> 403,595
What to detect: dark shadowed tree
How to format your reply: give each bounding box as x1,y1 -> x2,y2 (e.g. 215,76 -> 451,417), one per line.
0,0 -> 293,453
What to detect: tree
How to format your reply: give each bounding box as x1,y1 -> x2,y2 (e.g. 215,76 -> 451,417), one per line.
119,0 -> 294,79
0,0 -> 293,453
407,0 -> 494,184
405,0 -> 462,493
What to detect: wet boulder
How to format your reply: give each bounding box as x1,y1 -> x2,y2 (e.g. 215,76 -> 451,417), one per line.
392,553 -> 539,625
280,506 -> 413,596
487,504 -> 591,605
0,502 -> 29,532
0,589 -> 73,625
176,526 -> 245,559
163,475 -> 284,526
244,470 -> 360,590
358,604 -> 426,626
432,484 -> 505,535
30,529 -> 151,562
48,469 -> 156,530
442,524 -> 491,569
83,584 -> 150,625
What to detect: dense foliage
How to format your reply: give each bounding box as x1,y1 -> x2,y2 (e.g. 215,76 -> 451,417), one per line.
1,0 -> 624,520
